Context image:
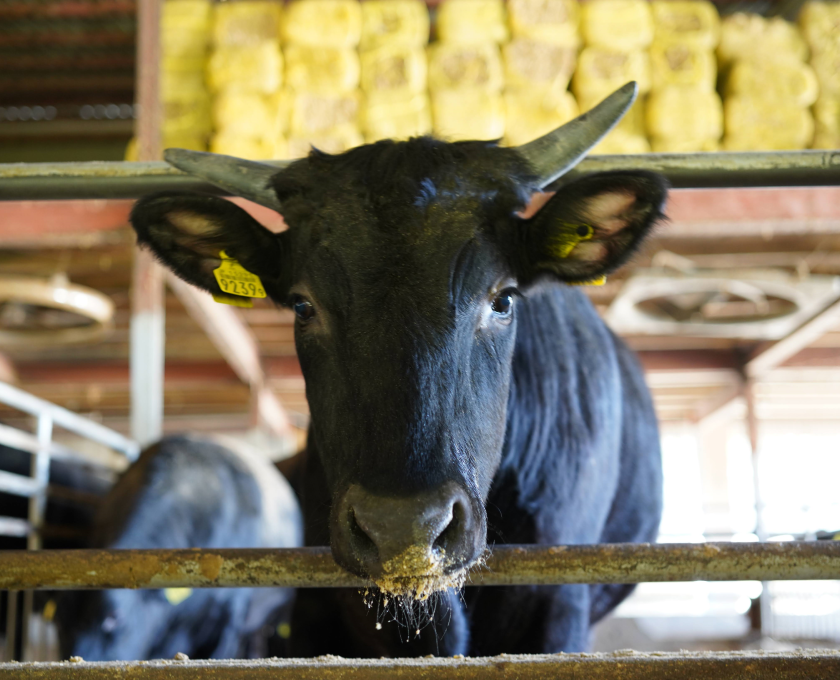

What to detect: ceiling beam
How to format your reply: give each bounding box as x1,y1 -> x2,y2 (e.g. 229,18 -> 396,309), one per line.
746,297 -> 840,378
695,296 -> 840,427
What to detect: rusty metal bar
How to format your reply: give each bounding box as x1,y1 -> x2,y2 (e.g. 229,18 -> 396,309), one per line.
3,651 -> 840,679
1,151 -> 839,201
1,542 -> 839,591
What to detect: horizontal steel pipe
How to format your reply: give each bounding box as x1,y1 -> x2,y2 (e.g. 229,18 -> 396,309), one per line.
3,651 -> 840,679
1,151 -> 839,201
1,542 -> 839,591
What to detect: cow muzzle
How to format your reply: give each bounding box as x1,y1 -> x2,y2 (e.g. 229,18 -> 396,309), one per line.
332,481 -> 484,597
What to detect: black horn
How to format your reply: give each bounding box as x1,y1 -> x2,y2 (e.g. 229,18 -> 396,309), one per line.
163,148 -> 287,211
516,81 -> 638,189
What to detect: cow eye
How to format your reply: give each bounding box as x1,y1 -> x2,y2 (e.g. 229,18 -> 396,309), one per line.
490,291 -> 515,318
292,296 -> 315,322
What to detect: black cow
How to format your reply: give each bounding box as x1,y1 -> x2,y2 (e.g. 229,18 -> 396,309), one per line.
55,434 -> 301,660
129,83 -> 664,656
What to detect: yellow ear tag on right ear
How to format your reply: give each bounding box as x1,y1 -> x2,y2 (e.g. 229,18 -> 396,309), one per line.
549,223 -> 594,259
212,250 -> 266,306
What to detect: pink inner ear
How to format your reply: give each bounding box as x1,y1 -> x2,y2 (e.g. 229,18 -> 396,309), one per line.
581,191 -> 637,234
229,197 -> 288,233
517,191 -> 556,219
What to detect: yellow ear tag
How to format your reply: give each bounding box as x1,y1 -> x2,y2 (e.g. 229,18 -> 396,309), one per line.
164,588 -> 193,605
549,223 -> 594,259
212,294 -> 254,308
570,276 -> 607,287
42,599 -> 57,622
213,250 -> 266,305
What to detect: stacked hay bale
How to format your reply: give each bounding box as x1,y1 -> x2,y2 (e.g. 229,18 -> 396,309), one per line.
208,0 -> 284,159
282,0 -> 363,157
502,0 -> 580,146
429,0 -> 507,140
360,0 -> 431,143
573,0 -> 652,153
718,12 -> 817,150
645,0 -> 722,152
800,1 -> 840,149
159,0 -> 213,153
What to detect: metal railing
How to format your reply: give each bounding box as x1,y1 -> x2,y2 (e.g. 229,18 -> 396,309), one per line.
4,650 -> 840,679
0,151 -> 839,201
1,542 -> 839,590
0,381 -> 138,662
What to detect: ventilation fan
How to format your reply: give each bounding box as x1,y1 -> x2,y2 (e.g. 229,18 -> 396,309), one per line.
0,274 -> 114,346
606,257 -> 840,340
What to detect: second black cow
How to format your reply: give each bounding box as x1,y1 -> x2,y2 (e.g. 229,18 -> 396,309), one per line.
129,82 -> 665,656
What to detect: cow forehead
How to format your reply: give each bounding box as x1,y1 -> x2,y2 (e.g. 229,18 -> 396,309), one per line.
301,197 -> 499,308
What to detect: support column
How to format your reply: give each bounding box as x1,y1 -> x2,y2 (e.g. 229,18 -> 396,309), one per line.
130,0 -> 165,447
130,253 -> 165,447
744,378 -> 771,638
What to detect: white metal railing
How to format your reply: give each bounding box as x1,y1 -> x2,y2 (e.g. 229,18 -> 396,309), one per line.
0,381 -> 138,662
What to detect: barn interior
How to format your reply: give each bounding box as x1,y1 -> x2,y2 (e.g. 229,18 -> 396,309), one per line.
2,0 -> 840,666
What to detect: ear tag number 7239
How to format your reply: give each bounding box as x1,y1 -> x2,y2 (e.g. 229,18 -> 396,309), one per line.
213,250 -> 266,306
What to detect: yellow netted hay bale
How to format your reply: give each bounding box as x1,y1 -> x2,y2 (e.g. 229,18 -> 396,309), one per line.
161,56 -> 206,97
799,1 -> 840,54
213,1 -> 282,47
289,91 -> 361,136
210,133 -> 282,159
428,42 -> 504,92
651,0 -> 719,50
812,131 -> 840,149
503,38 -> 576,90
580,0 -> 653,51
163,0 -> 212,27
503,87 -> 579,146
207,42 -> 283,94
360,46 -> 427,94
212,90 -> 278,138
507,0 -> 580,47
646,87 -> 722,141
364,91 -> 432,141
436,0 -> 508,45
282,0 -> 361,48
718,13 -> 808,65
360,0 -> 429,49
814,97 -> 840,137
649,41 -> 716,92
287,129 -> 364,158
726,57 -> 818,108
161,0 -> 212,57
572,47 -> 650,100
650,136 -> 719,152
811,44 -> 840,97
163,90 -> 212,135
724,96 -> 814,150
577,90 -> 645,136
431,89 -> 505,140
591,129 -> 650,154
284,46 -> 360,94
267,89 -> 294,136
161,29 -> 210,59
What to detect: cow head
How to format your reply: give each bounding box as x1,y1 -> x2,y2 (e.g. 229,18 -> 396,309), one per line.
130,83 -> 667,597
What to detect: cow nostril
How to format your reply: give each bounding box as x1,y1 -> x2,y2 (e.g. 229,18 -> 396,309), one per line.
433,499 -> 466,555
348,507 -> 378,560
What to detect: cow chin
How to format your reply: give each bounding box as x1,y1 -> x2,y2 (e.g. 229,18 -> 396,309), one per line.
330,481 -> 486,598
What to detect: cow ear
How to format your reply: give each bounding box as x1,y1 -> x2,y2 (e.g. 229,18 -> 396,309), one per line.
516,172 -> 667,286
130,192 -> 290,300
